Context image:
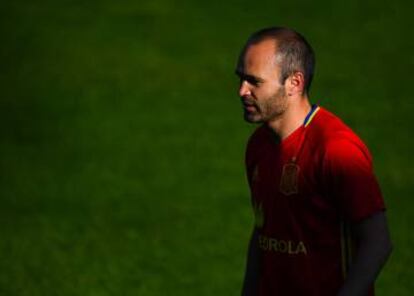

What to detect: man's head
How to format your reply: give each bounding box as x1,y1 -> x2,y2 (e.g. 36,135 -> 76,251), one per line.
236,27 -> 315,123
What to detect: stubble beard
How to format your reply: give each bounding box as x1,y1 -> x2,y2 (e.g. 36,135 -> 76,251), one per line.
244,87 -> 288,124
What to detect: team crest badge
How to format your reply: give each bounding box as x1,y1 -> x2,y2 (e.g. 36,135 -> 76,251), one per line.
279,161 -> 300,195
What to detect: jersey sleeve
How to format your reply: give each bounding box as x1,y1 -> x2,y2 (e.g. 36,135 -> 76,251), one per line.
322,138 -> 385,222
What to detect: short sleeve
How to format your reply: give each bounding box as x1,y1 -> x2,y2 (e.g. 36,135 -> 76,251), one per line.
322,138 -> 385,222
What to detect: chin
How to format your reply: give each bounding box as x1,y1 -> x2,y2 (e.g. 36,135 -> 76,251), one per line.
244,113 -> 262,123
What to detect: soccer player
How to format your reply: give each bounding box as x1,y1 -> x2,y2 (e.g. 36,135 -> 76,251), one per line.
237,27 -> 392,296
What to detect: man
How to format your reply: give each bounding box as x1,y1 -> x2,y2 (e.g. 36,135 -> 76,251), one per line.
237,27 -> 392,296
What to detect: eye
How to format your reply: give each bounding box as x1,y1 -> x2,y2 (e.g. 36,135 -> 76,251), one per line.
235,71 -> 262,87
248,78 -> 260,86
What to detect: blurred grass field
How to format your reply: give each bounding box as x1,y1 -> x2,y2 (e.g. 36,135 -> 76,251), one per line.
0,0 -> 413,295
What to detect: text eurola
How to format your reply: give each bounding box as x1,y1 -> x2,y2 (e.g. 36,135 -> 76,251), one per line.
258,235 -> 307,255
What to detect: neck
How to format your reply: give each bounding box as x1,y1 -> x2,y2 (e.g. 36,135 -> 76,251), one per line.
267,96 -> 312,140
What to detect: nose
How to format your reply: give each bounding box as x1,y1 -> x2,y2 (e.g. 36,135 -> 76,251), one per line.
239,80 -> 251,98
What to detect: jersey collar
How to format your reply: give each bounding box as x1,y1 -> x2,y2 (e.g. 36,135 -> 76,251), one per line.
303,104 -> 320,127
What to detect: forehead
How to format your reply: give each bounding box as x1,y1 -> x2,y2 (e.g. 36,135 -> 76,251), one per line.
238,39 -> 279,75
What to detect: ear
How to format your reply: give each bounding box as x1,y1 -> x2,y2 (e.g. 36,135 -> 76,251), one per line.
286,72 -> 305,96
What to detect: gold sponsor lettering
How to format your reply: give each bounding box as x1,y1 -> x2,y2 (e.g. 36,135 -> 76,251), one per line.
269,238 -> 277,252
288,241 -> 295,254
258,235 -> 307,255
297,241 -> 307,255
278,240 -> 287,252
259,235 -> 266,250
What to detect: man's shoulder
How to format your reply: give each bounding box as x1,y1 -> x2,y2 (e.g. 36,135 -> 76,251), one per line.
310,107 -> 371,159
311,107 -> 363,142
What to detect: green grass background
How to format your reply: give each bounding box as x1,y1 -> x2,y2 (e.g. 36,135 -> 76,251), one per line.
0,0 -> 413,295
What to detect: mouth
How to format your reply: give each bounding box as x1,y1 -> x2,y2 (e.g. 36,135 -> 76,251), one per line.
244,104 -> 256,113
242,100 -> 257,113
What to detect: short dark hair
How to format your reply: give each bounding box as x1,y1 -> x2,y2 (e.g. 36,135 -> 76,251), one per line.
246,27 -> 315,95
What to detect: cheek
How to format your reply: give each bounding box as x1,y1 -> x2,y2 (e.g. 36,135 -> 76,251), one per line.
258,85 -> 279,102
255,85 -> 272,99
265,81 -> 282,94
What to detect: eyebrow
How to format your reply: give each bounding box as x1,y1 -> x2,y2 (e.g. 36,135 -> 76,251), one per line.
235,70 -> 264,83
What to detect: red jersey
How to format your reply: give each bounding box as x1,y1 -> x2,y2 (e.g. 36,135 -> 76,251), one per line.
245,106 -> 385,296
